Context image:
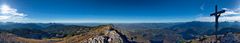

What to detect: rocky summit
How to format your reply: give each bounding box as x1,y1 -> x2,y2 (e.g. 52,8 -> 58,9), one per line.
80,25 -> 130,43
0,25 -> 132,43
59,25 -> 131,43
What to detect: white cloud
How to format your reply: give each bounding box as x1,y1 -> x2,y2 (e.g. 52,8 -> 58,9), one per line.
0,16 -> 10,19
196,8 -> 240,22
221,8 -> 240,16
0,4 -> 28,22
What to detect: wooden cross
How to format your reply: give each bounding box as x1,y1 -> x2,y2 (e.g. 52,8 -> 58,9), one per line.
210,5 -> 226,43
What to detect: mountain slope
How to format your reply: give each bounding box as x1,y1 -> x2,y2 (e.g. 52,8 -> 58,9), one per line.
58,25 -> 131,43
0,32 -> 52,43
0,25 -> 132,43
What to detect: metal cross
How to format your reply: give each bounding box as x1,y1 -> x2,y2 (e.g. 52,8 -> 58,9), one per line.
210,5 -> 226,43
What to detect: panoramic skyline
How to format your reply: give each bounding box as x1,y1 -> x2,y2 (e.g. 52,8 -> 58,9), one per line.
0,0 -> 239,23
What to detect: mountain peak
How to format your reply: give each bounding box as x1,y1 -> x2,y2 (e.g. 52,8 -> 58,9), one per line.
58,24 -> 131,43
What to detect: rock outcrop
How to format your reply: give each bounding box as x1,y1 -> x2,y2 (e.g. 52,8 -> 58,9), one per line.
58,25 -> 131,43
188,32 -> 240,43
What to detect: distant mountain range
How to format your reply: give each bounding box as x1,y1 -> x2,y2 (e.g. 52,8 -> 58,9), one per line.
0,21 -> 240,43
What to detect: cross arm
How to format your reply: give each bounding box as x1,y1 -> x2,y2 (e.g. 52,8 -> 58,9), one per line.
210,10 -> 226,16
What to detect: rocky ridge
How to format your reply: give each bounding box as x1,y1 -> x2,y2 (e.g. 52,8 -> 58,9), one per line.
0,25 -> 132,43
58,25 -> 131,43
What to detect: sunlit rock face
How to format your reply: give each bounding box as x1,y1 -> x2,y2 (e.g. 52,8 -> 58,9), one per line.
79,25 -> 129,43
81,36 -> 106,43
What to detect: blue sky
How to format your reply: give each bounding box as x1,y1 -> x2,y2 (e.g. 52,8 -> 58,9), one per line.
0,0 -> 239,23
